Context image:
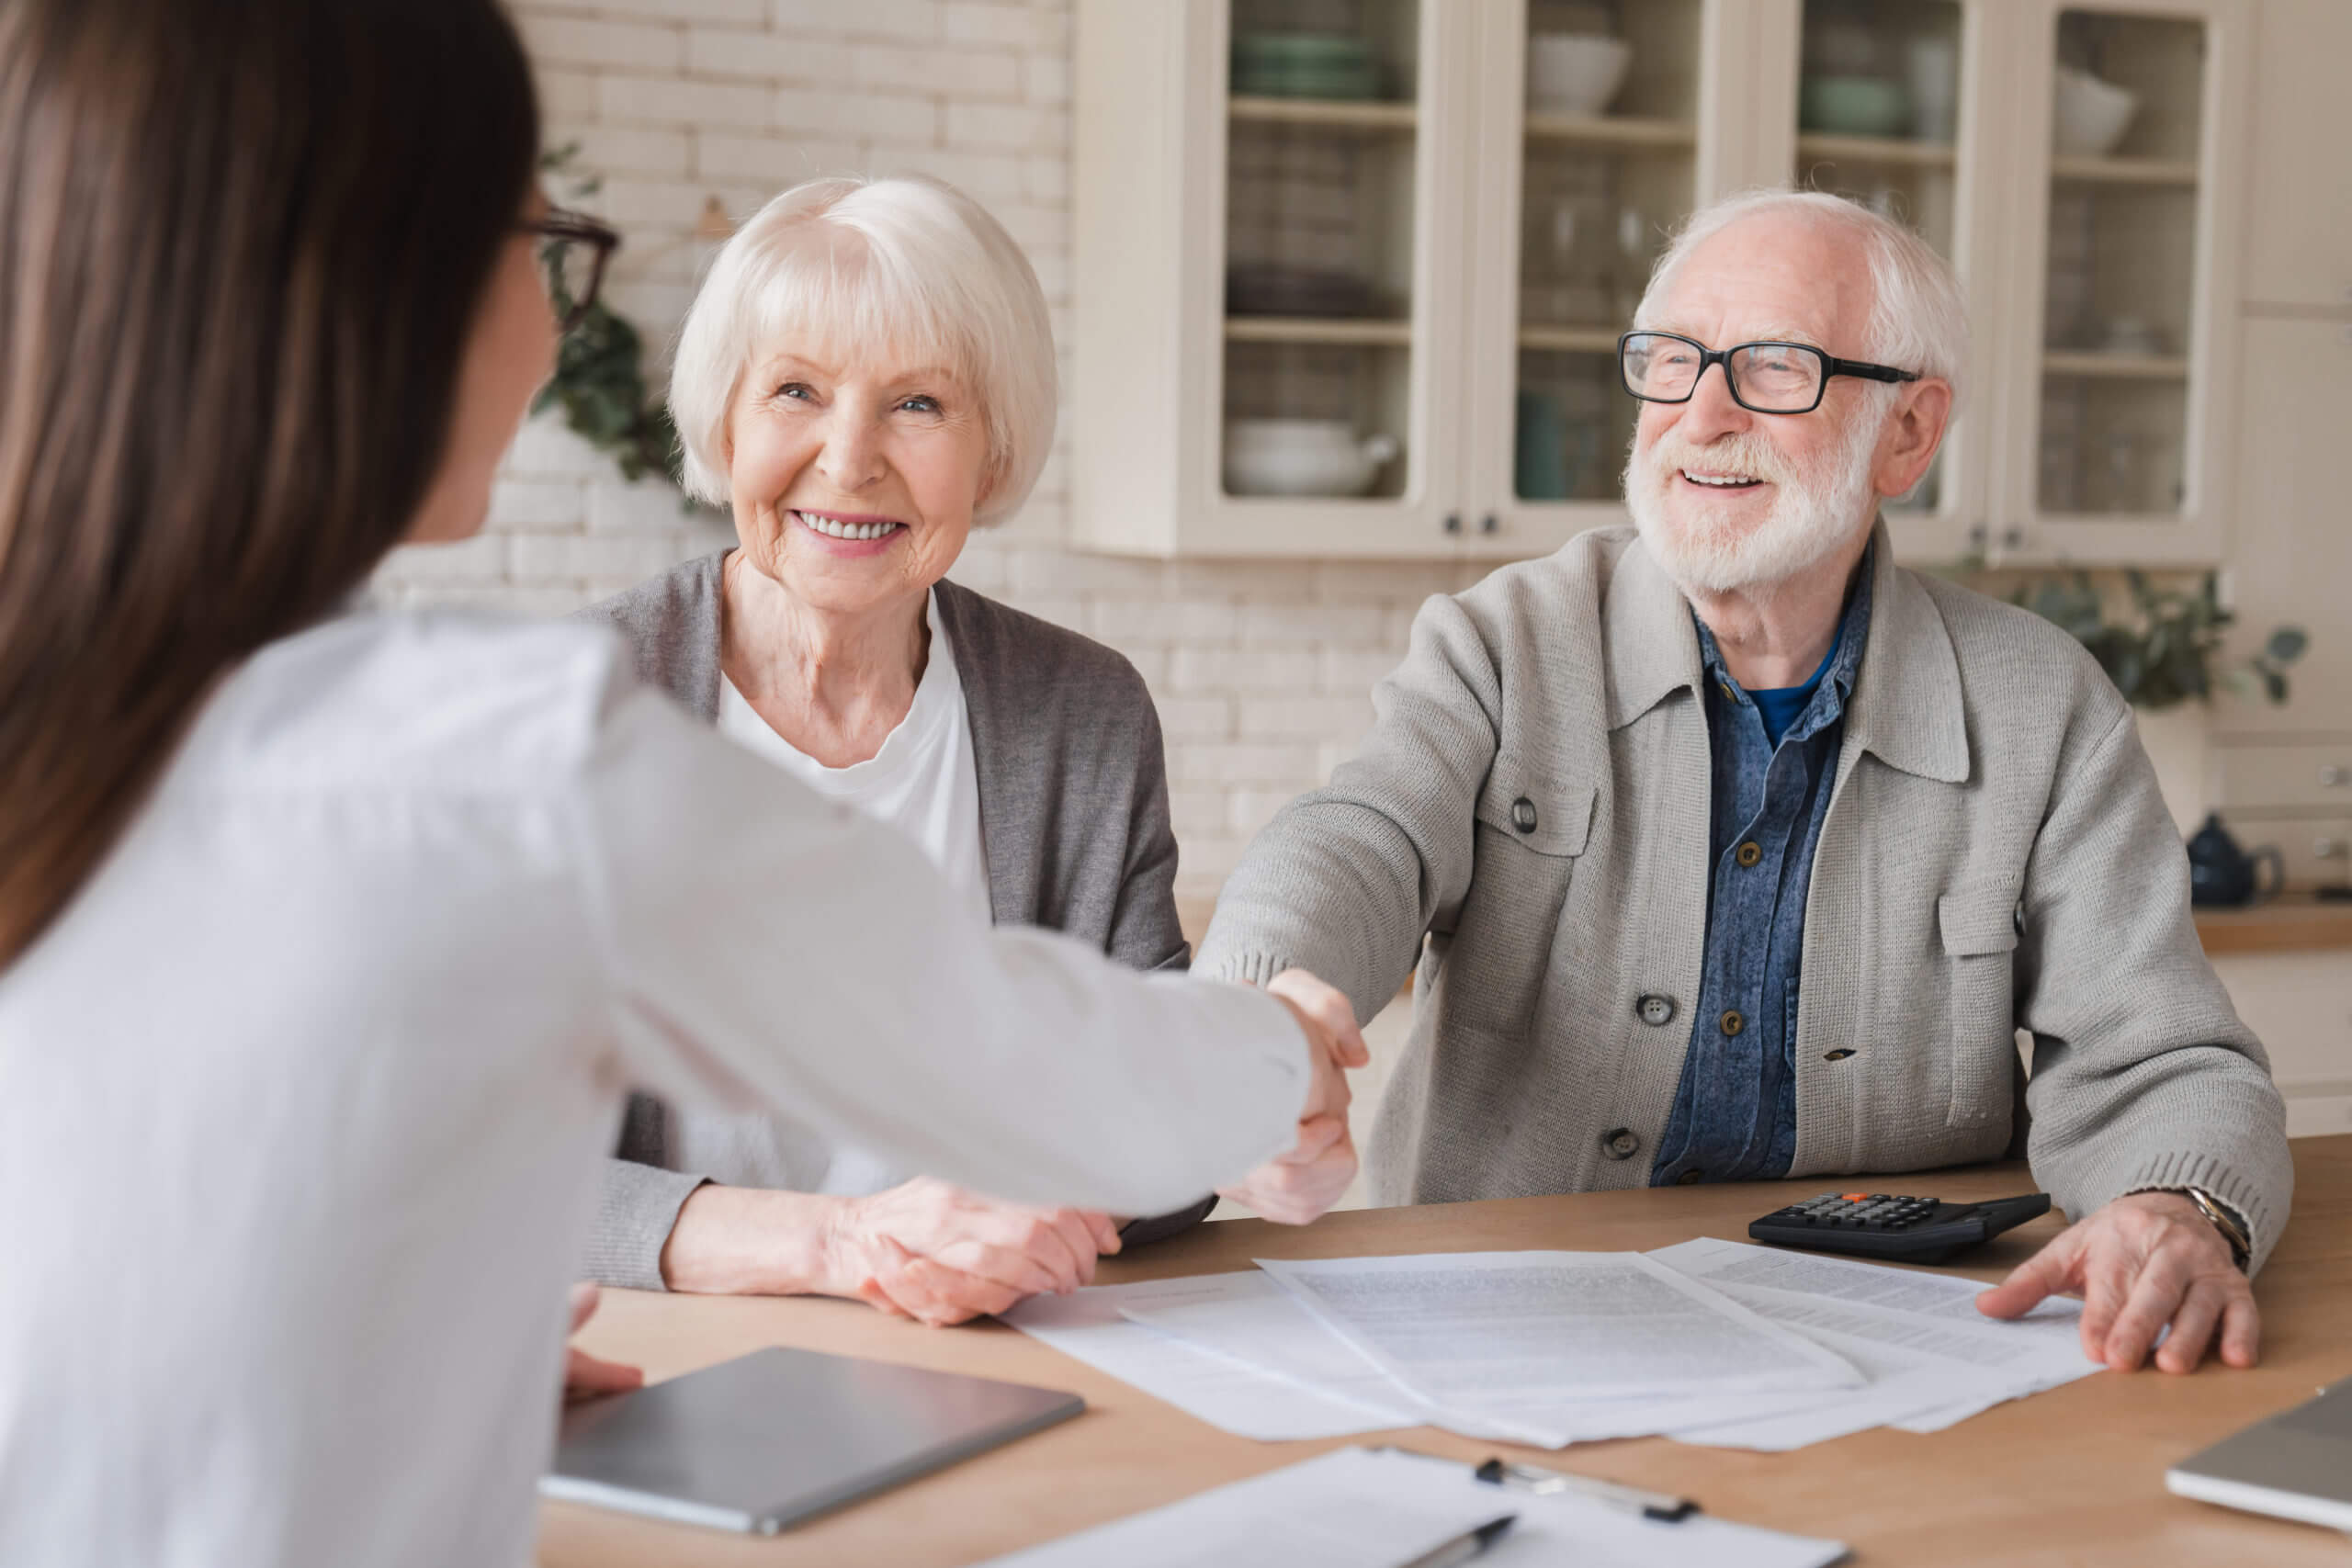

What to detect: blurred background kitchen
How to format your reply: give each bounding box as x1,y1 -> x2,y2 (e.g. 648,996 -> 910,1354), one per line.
377,0 -> 2352,1201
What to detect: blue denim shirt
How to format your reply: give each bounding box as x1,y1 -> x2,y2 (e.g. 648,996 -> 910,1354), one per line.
1650,558 -> 1874,1186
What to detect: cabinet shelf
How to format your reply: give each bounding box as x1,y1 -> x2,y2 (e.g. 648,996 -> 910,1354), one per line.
1223,315 -> 1413,346
2042,350 -> 2191,379
2050,152 -> 2199,187
1522,112 -> 1693,149
1227,95 -> 1417,131
1794,132 -> 1957,168
1518,325 -> 1623,353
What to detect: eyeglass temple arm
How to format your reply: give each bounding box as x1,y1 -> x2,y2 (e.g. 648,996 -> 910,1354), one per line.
1823,355 -> 1920,384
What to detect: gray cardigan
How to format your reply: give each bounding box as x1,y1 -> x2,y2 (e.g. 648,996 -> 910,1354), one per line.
579,552 -> 1206,1290
1199,524 -> 2293,1271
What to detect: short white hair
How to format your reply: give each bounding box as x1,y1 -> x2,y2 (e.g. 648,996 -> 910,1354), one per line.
668,175 -> 1057,525
1634,189 -> 1968,406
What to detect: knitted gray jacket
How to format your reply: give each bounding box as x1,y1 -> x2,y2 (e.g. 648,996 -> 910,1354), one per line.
1199,524 -> 2292,1270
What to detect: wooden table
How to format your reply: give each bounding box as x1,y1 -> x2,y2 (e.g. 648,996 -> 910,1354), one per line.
542,1136 -> 2352,1566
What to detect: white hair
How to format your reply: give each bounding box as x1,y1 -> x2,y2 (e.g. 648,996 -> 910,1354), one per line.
668,175 -> 1057,525
1633,188 -> 1968,405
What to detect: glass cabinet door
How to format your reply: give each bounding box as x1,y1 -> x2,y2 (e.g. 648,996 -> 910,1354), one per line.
2030,8 -> 2207,525
1788,0 -> 1968,535
1219,0 -> 1424,506
1506,0 -> 1706,522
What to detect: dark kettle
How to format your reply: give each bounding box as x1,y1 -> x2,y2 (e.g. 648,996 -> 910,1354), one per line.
2187,813 -> 2285,908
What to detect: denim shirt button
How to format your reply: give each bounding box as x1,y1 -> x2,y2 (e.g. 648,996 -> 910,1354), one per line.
1676,1168 -> 1706,1185
1634,994 -> 1677,1027
1600,1127 -> 1640,1160
1510,797 -> 1538,833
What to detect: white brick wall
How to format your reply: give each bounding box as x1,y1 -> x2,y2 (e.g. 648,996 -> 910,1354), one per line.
376,0 -> 1476,898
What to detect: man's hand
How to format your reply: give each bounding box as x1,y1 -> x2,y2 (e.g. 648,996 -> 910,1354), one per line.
835,1178 -> 1122,1328
1217,968 -> 1372,1226
1975,1190 -> 2257,1373
562,1282 -> 644,1404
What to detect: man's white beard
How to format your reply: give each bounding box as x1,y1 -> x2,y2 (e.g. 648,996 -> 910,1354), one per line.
1622,401 -> 1887,595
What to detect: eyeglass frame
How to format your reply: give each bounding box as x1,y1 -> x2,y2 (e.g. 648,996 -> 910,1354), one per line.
519,209 -> 621,333
1615,330 -> 1920,416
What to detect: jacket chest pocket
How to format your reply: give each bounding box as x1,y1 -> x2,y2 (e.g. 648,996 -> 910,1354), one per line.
1447,763 -> 1595,1032
1939,885 -> 2019,1128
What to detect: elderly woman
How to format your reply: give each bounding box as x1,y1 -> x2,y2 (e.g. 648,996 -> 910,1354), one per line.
582,176 -> 1354,1325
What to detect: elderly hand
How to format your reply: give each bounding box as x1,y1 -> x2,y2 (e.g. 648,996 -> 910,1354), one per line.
1974,1190 -> 2256,1374
561,1282 -> 644,1404
836,1178 -> 1122,1327
1217,968 -> 1371,1226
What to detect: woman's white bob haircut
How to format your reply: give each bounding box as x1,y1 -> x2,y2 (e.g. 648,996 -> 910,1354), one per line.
669,175 -> 1057,525
1634,188 -> 1969,407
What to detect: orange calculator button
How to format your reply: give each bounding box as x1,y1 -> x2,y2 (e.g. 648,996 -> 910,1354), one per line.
1839,1193 -> 1868,1201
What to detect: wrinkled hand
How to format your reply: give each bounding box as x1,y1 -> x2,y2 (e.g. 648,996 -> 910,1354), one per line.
836,1178 -> 1121,1328
561,1282 -> 644,1404
1975,1190 -> 2256,1374
1218,969 -> 1371,1226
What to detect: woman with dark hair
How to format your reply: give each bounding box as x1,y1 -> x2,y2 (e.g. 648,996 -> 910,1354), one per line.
0,2 -> 1361,1562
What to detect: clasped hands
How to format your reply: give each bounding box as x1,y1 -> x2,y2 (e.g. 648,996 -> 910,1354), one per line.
648,968 -> 1371,1329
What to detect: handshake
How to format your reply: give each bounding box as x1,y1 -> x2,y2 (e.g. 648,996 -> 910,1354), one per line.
1230,967 -> 1372,1227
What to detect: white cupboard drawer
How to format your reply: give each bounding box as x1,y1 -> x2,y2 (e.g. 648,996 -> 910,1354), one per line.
2215,744 -> 2352,811
2209,952 -> 2352,1096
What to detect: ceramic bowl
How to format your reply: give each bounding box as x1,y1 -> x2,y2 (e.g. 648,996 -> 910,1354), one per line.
2052,66 -> 2138,156
1798,75 -> 1912,137
1526,35 -> 1633,117
1223,419 -> 1400,498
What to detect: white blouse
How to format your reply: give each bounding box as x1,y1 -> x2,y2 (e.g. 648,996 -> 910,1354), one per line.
0,611 -> 1306,1568
700,589 -> 990,1196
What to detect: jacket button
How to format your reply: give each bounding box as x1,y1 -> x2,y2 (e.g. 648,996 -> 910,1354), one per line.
1721,1010 -> 1745,1037
1634,994 -> 1677,1027
1601,1127 -> 1640,1160
1510,797 -> 1538,833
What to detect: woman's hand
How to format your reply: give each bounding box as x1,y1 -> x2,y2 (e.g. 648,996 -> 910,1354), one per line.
561,1283 -> 644,1404
834,1178 -> 1123,1326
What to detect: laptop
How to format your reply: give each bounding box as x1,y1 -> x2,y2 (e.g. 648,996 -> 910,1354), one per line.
541,1346 -> 1085,1535
2165,1378 -> 2352,1531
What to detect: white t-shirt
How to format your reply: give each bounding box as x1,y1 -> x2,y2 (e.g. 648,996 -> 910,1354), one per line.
0,611 -> 1307,1568
690,589 -> 989,1196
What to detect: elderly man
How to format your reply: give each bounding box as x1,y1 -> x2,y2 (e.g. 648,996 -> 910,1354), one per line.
1198,190 -> 2290,1378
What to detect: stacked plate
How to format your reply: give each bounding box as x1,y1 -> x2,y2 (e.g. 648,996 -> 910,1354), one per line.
1231,32 -> 1383,101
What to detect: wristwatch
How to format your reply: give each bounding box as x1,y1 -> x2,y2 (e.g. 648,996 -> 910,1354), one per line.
2177,1186 -> 2253,1271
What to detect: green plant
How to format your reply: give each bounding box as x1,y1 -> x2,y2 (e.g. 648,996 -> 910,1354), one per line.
2013,570 -> 2307,710
532,146 -> 691,497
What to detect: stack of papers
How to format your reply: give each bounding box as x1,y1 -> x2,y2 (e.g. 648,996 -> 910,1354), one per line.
1002,1239 -> 2101,1452
973,1446 -> 1849,1568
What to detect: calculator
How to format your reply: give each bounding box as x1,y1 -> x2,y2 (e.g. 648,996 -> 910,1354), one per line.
1748,1190 -> 2052,1263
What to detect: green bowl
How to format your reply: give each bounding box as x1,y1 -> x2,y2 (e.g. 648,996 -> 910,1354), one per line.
1233,32 -> 1373,65
1799,75 -> 1911,137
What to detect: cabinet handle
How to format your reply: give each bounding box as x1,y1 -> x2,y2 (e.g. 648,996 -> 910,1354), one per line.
2321,764 -> 2351,788
1968,522 -> 1988,550
1442,512 -> 1462,535
2001,525 -> 2026,551
1479,513 -> 1498,535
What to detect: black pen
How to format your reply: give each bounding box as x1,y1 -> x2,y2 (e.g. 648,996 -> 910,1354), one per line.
1389,1512 -> 1518,1568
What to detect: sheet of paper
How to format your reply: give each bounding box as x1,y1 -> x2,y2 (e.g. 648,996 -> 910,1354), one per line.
1001,1275 -> 1409,1442
1255,1251 -> 1862,1424
1647,1237 -> 2101,1441
972,1446 -> 1849,1568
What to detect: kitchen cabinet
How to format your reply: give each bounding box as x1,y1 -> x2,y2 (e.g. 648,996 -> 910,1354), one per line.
2239,0 -> 2352,312
1071,0 -> 2256,562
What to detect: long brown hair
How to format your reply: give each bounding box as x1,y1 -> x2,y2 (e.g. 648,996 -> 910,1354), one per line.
0,0 -> 540,964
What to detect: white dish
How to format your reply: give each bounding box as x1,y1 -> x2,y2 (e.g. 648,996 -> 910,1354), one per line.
1223,419 -> 1400,498
2052,66 -> 2138,156
1526,35 -> 1632,118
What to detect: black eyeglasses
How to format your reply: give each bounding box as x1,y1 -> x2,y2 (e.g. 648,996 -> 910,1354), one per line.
520,209 -> 620,333
1618,331 -> 1919,415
